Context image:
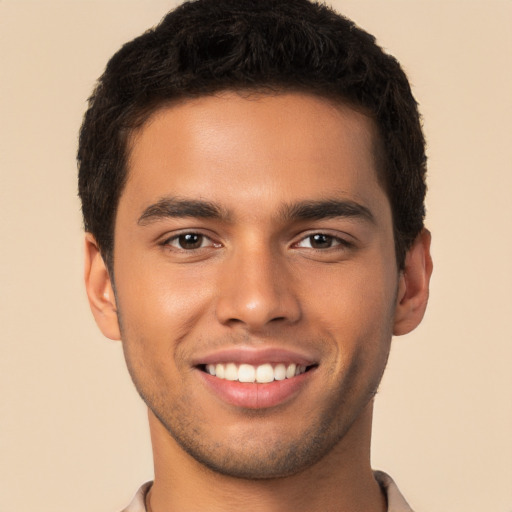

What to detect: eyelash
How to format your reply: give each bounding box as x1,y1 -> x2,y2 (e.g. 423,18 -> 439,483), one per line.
293,233 -> 353,251
162,232 -> 220,251
161,231 -> 353,252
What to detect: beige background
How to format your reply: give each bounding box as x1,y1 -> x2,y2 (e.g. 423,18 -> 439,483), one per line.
1,1 -> 511,511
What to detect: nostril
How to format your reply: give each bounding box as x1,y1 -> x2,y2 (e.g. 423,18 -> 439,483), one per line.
225,317 -> 245,326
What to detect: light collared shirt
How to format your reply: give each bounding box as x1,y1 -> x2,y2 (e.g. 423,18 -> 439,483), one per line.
121,471 -> 414,511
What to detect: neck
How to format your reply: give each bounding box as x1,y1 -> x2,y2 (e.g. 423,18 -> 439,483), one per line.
146,403 -> 386,512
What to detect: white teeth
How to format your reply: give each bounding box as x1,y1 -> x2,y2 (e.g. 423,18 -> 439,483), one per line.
204,362 -> 309,383
256,363 -> 274,383
286,364 -> 296,379
225,363 -> 238,381
238,364 -> 256,382
215,363 -> 225,379
274,363 -> 286,381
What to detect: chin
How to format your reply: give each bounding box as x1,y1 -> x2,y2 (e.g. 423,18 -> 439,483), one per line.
149,394 -> 360,481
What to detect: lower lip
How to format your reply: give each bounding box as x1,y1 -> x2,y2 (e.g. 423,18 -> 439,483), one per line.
198,369 -> 314,409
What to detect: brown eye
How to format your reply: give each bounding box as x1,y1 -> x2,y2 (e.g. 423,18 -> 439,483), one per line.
162,232 -> 222,254
177,233 -> 204,249
309,234 -> 334,249
295,233 -> 350,251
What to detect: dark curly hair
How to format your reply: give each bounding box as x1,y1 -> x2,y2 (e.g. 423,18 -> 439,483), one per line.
78,0 -> 426,272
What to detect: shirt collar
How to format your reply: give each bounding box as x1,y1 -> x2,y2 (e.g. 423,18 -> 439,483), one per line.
122,471 -> 414,512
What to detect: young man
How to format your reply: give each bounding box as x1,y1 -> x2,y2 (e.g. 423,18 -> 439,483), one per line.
78,1 -> 433,510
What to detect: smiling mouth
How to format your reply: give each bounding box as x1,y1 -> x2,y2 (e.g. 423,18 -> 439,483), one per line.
199,362 -> 317,384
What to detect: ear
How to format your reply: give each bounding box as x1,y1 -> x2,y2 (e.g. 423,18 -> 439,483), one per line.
84,233 -> 121,340
393,229 -> 433,336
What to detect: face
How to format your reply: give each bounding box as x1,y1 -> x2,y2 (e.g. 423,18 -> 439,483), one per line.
111,92 -> 401,478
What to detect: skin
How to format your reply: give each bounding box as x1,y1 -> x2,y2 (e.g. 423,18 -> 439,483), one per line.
85,92 -> 432,512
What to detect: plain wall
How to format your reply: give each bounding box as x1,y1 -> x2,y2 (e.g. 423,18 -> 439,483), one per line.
1,1 -> 511,511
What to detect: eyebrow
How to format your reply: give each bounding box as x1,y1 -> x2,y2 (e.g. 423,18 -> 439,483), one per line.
280,199 -> 375,224
138,197 -> 227,225
137,196 -> 374,225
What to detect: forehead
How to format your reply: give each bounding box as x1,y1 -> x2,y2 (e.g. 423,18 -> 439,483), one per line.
122,92 -> 387,219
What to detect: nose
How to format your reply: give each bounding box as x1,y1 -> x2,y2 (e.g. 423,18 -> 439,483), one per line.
215,244 -> 301,331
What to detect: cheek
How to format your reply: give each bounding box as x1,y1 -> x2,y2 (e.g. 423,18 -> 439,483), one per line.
115,260 -> 215,340
300,257 -> 397,380
303,259 -> 397,327
113,267 -> 212,393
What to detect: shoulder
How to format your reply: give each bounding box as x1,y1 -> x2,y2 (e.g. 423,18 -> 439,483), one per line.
374,471 -> 415,512
120,481 -> 153,512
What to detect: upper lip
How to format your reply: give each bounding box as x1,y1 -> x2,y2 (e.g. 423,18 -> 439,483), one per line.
192,346 -> 319,367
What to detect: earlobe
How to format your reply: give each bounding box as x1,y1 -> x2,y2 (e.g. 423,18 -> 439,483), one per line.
393,229 -> 433,336
84,233 -> 121,341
